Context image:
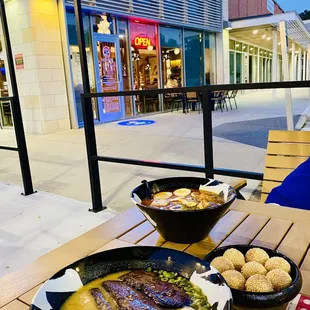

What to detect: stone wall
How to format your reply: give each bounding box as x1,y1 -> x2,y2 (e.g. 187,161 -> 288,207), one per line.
4,0 -> 70,134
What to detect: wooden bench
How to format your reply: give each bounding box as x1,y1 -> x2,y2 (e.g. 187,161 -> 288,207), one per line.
261,130 -> 310,203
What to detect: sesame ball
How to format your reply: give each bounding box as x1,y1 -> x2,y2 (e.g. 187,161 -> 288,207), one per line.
222,270 -> 246,290
246,274 -> 274,293
223,248 -> 245,271
211,256 -> 235,273
266,269 -> 292,291
245,248 -> 270,265
241,261 -> 267,279
265,257 -> 291,273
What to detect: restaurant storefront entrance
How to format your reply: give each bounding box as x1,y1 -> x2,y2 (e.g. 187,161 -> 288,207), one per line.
93,33 -> 124,122
65,5 -> 217,128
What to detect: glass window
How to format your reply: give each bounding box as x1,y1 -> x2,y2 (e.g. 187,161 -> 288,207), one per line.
184,30 -> 203,86
229,39 -> 235,50
160,26 -> 183,88
130,21 -> 159,114
236,53 -> 242,84
92,14 -> 115,34
117,19 -> 133,117
229,51 -> 235,84
242,44 -> 248,53
205,33 -> 216,84
235,42 -> 242,52
66,9 -> 98,126
160,26 -> 183,111
249,46 -> 254,54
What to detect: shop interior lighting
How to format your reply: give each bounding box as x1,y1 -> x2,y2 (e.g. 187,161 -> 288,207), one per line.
266,37 -> 271,41
278,42 -> 281,46
174,48 -> 180,55
243,45 -> 247,49
236,44 -> 240,47
253,30 -> 258,35
262,34 -> 266,39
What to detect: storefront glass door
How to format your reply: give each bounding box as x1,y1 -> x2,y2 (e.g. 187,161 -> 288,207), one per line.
93,33 -> 124,122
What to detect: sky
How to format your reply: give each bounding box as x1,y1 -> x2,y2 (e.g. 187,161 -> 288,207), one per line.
277,0 -> 309,13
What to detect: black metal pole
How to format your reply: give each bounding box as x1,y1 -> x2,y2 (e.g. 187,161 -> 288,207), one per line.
201,89 -> 214,179
0,0 -> 34,196
73,0 -> 104,212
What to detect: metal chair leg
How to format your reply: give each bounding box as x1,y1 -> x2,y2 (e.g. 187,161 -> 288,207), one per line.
234,98 -> 238,109
228,98 -> 233,110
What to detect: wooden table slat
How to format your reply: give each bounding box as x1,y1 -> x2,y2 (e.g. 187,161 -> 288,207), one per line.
230,200 -> 310,224
0,300 -> 29,310
185,210 -> 248,259
251,218 -> 293,250
301,270 -> 310,296
220,214 -> 270,247
119,221 -> 154,244
137,230 -> 165,246
301,249 -> 310,272
277,222 -> 310,266
18,284 -> 43,306
162,241 -> 189,251
91,239 -> 136,255
0,207 -> 146,308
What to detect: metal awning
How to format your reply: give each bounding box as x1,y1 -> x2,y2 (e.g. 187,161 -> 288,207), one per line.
230,12 -> 310,50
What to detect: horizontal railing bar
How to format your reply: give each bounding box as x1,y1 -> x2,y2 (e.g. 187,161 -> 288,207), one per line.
0,145 -> 18,151
83,81 -> 310,98
92,155 -> 264,181
213,168 -> 263,180
0,96 -> 13,101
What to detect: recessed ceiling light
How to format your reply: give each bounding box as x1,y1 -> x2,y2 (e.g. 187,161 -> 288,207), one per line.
262,34 -> 266,39
278,42 -> 281,46
267,37 -> 271,41
253,30 -> 258,35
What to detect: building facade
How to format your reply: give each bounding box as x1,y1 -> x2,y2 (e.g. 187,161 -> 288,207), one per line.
0,0 -> 221,132
0,0 -> 309,133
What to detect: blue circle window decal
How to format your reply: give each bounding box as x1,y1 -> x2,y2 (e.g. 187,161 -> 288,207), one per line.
118,120 -> 155,126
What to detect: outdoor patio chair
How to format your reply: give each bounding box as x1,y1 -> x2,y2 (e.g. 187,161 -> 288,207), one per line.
211,91 -> 226,112
227,90 -> 238,109
171,93 -> 187,113
186,92 -> 201,113
261,130 -> 310,203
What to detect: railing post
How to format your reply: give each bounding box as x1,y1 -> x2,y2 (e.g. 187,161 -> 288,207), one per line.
201,88 -> 214,179
74,0 -> 104,212
0,0 -> 34,196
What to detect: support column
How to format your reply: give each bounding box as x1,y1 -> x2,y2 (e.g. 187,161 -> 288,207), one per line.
297,47 -> 302,81
257,48 -> 260,82
308,44 -> 310,80
279,21 -> 294,130
303,50 -> 307,81
290,41 -> 296,81
272,29 -> 278,97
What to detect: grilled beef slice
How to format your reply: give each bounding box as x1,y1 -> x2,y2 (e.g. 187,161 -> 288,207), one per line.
90,288 -> 113,310
102,280 -> 164,310
119,271 -> 191,308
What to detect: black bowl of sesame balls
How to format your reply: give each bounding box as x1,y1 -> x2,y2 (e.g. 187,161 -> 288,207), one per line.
204,244 -> 302,308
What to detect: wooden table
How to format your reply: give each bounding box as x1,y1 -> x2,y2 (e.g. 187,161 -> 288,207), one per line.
1,200 -> 310,310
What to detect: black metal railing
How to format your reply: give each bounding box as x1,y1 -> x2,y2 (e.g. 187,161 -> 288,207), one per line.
0,2 -> 34,196
73,0 -> 310,212
79,80 -> 310,212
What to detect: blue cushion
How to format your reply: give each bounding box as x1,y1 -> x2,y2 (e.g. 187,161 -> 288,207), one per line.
266,157 -> 310,210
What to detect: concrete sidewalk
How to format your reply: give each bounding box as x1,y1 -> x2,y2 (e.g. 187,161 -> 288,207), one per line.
0,89 -> 309,213
0,182 -> 117,278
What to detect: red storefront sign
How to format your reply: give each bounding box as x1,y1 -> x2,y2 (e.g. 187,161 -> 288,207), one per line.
130,22 -> 157,50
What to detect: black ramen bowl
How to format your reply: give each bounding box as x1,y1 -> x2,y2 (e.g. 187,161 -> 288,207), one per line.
31,246 -> 232,310
204,244 -> 302,308
131,177 -> 236,243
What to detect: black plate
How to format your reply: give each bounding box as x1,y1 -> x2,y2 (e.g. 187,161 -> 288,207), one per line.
204,244 -> 302,308
31,246 -> 233,310
131,177 -> 236,243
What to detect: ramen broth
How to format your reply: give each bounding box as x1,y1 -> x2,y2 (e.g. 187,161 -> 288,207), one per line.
142,188 -> 225,211
61,271 -> 129,310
